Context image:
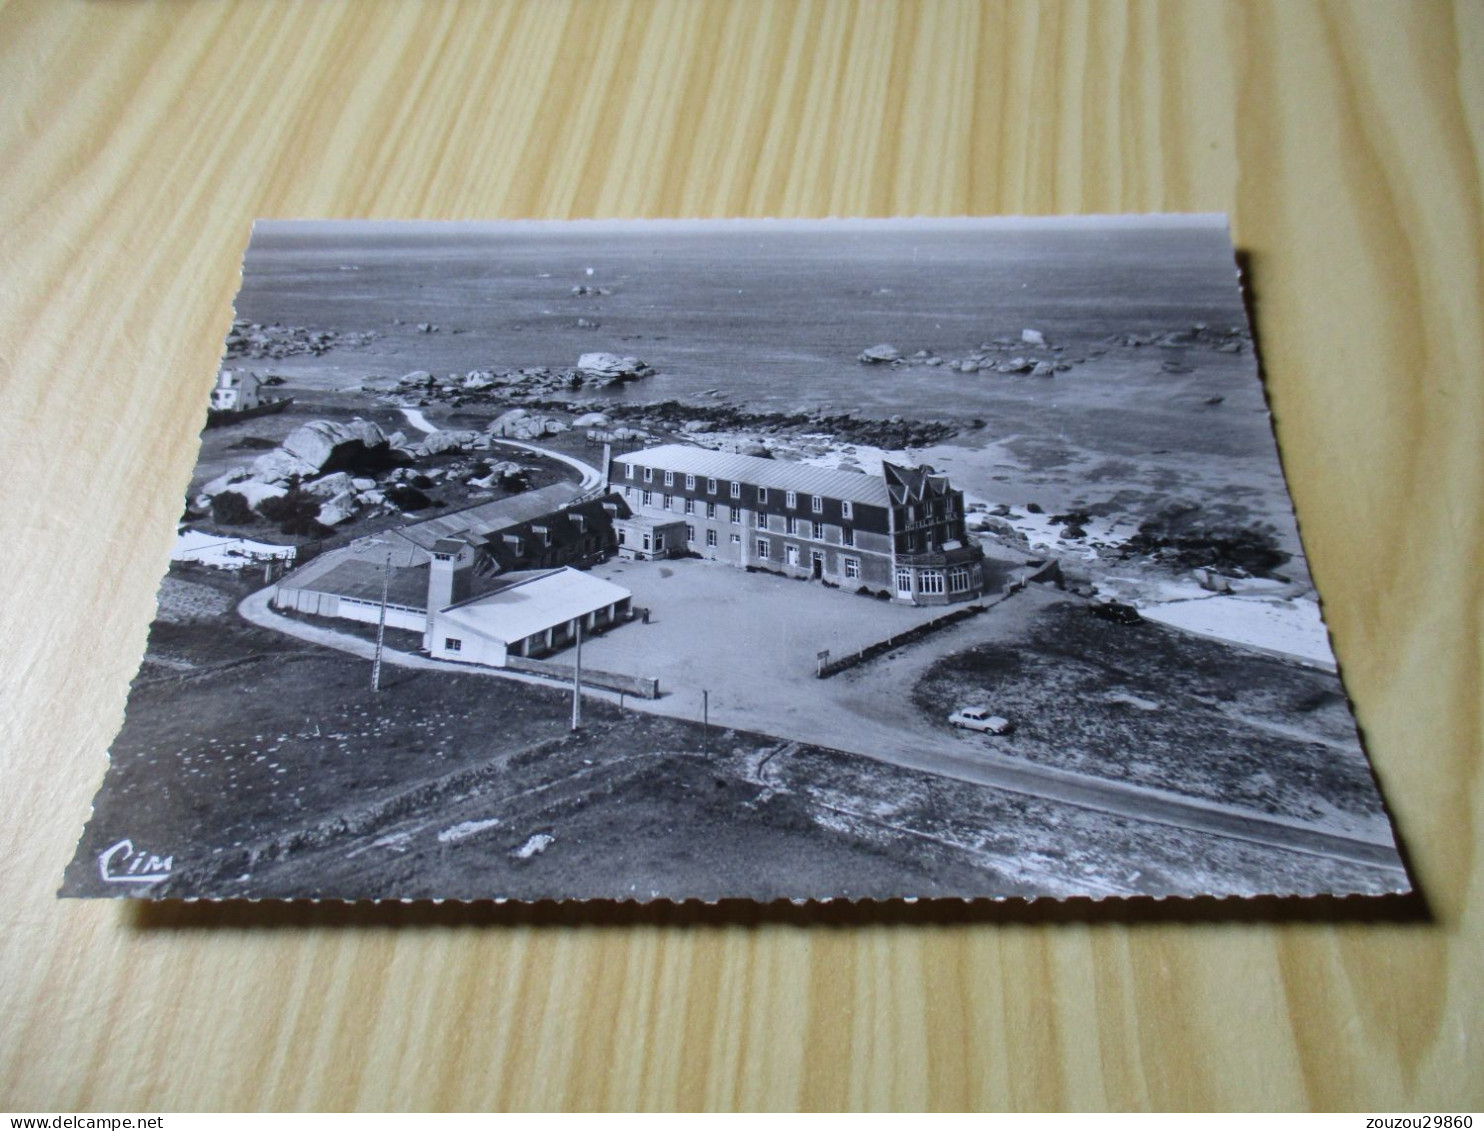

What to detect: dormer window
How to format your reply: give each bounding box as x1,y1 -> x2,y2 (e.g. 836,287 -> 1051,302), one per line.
664,470 -> 675,486
811,495 -> 823,513
625,465 -> 634,480
730,482 -> 741,499
785,490 -> 797,508
707,478 -> 717,494
841,501 -> 853,520
643,467 -> 653,483
685,474 -> 696,490
758,487 -> 769,504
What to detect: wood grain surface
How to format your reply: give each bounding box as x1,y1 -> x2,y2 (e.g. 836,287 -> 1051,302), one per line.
1,0 -> 1480,1112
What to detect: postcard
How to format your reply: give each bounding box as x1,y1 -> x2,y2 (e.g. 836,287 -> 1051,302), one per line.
62,217 -> 1407,902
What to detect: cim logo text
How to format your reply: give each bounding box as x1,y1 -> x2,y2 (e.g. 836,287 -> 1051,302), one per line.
97,839 -> 173,885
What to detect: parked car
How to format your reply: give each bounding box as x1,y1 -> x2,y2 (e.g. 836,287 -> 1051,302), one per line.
948,706 -> 1014,735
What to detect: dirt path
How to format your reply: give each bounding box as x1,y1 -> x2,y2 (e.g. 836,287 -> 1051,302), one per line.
238,585 -> 1406,877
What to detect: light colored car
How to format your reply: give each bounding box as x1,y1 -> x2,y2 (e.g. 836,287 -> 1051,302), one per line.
947,706 -> 1013,735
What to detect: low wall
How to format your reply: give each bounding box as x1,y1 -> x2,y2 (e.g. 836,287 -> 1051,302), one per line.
816,602 -> 989,679
503,654 -> 661,699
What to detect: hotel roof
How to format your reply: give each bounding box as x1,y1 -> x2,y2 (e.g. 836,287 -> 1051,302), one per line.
612,444 -> 893,506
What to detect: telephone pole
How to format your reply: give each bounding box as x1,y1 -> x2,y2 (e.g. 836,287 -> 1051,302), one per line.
372,550 -> 390,692
570,619 -> 583,731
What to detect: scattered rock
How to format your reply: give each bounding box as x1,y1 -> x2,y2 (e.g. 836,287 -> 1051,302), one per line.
1021,328 -> 1047,347
572,411 -> 610,428
576,352 -> 654,381
223,320 -> 377,360
316,491 -> 360,526
858,343 -> 901,364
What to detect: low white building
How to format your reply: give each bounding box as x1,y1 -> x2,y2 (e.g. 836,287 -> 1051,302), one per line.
427,567 -> 632,668
209,370 -> 263,412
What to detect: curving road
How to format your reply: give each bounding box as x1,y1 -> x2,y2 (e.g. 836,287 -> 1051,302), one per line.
241,585 -> 1406,877
397,406 -> 604,491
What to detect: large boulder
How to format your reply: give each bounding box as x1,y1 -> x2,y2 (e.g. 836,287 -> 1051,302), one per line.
316,490 -> 360,526
1021,328 -> 1047,347
576,353 -> 653,381
397,370 -> 435,388
419,429 -> 478,456
573,411 -> 610,428
250,419 -> 396,483
304,472 -> 355,498
489,410 -> 569,440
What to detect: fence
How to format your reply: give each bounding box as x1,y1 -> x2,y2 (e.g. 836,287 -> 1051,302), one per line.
503,654 -> 661,699
816,602 -> 989,679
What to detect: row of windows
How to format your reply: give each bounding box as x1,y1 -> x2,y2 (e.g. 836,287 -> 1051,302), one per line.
626,465 -> 852,517
893,566 -> 976,594
628,487 -> 854,543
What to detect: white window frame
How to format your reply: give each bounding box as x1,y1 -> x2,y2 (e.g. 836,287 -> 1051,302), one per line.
844,557 -> 860,580
641,490 -> 653,506
625,465 -> 634,480
730,533 -> 741,544
684,498 -> 695,515
811,495 -> 823,513
664,470 -> 675,486
685,474 -> 696,490
686,524 -> 696,543
949,566 -> 971,592
445,637 -> 462,653
643,467 -> 653,483
841,501 -> 853,520
706,502 -> 716,519
730,507 -> 740,525
785,490 -> 797,509
811,521 -> 824,540
730,481 -> 741,498
920,569 -> 946,595
707,477 -> 717,494
755,538 -> 770,560
785,516 -> 797,535
758,487 -> 769,504
706,529 -> 718,548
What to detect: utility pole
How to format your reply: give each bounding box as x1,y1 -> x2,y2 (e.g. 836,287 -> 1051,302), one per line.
372,549 -> 390,692
570,619 -> 583,731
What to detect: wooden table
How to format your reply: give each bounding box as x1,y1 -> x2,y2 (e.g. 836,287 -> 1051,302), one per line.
2,0 -> 1479,1111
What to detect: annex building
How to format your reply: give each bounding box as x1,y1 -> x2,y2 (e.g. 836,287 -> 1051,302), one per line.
271,484 -> 635,663
607,444 -> 986,605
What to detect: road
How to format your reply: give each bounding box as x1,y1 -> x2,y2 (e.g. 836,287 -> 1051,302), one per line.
240,585 -> 1407,877
397,406 -> 604,491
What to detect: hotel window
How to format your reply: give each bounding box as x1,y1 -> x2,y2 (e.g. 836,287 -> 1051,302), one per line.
758,487 -> 769,504
707,477 -> 717,494
444,638 -> 462,653
906,534 -> 916,551
785,490 -> 797,508
785,516 -> 798,535
896,568 -> 913,593
642,533 -> 653,551
811,521 -> 823,540
730,481 -> 741,498
811,495 -> 823,513
949,567 -> 971,592
664,470 -> 674,486
730,533 -> 741,545
706,502 -> 716,519
642,490 -> 652,506
729,506 -> 739,525
756,539 -> 770,560
643,467 -> 653,483
842,526 -> 854,546
844,557 -> 860,580
684,498 -> 695,515
655,533 -> 666,551
624,485 -> 633,498
920,570 -> 945,595
625,465 -> 634,480
662,494 -> 672,510
706,529 -> 717,548
685,474 -> 695,490
686,525 -> 696,543
841,501 -> 853,519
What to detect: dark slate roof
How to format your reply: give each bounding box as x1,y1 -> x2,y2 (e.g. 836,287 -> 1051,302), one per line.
396,482 -> 585,549
612,444 -> 892,505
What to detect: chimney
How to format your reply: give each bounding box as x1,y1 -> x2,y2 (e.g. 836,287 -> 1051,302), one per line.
601,442 -> 613,492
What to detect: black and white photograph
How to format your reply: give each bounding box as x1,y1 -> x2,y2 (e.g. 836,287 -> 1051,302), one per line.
62,216 -> 1407,902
